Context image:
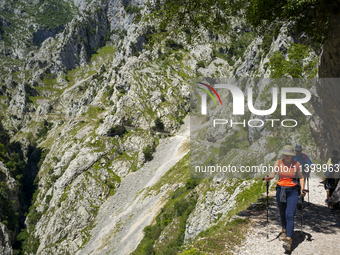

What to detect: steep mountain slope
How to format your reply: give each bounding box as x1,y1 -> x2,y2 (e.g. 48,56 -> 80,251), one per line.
0,0 -> 329,254
0,0 -> 91,60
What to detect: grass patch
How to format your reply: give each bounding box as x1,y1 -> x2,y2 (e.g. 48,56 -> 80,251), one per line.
90,45 -> 116,62
227,180 -> 265,217
191,218 -> 250,254
36,79 -> 62,95
86,106 -> 106,119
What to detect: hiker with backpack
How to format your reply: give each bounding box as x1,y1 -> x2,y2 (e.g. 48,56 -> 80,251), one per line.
325,156 -> 340,213
325,150 -> 339,204
327,150 -> 339,167
294,144 -> 313,179
264,145 -> 306,252
294,144 -> 313,203
328,166 -> 340,211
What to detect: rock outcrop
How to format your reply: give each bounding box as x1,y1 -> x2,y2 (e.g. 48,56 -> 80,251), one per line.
0,222 -> 13,255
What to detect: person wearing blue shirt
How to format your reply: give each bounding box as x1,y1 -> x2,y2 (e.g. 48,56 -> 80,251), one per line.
294,144 -> 313,178
294,144 -> 313,203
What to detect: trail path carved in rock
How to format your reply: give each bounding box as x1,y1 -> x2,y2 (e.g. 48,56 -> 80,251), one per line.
234,173 -> 340,254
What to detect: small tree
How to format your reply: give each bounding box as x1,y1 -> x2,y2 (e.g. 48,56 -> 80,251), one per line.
143,146 -> 153,161
154,117 -> 164,131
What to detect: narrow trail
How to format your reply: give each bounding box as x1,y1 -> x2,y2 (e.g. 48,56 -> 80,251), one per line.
77,118 -> 190,255
234,173 -> 340,254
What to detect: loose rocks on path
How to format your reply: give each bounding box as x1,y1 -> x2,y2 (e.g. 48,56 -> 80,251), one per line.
234,174 -> 340,254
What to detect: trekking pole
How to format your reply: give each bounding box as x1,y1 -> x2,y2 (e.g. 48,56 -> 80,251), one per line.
301,191 -> 304,237
308,178 -> 310,205
266,180 -> 269,239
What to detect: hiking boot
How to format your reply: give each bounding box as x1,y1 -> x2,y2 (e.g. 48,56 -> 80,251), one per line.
279,229 -> 286,241
283,237 -> 292,252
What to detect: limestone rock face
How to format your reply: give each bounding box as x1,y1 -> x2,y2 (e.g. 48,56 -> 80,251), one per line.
311,13 -> 340,160
35,100 -> 51,116
0,223 -> 13,255
312,80 -> 340,160
72,0 -> 91,11
27,2 -> 110,73
184,176 -> 254,242
319,13 -> 340,78
107,0 -> 144,31
0,0 -> 85,60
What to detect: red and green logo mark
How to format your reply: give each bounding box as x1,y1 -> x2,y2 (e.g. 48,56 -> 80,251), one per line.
197,82 -> 222,106
197,82 -> 222,113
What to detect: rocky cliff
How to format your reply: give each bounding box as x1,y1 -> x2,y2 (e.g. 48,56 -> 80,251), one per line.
0,0 -> 334,254
311,12 -> 340,160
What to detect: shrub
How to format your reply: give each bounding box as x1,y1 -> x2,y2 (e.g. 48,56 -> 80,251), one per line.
106,85 -> 114,98
124,4 -> 141,13
50,175 -> 58,183
174,198 -> 191,216
269,43 -> 317,78
37,149 -> 49,169
197,61 -> 206,68
154,117 -> 164,131
45,195 -> 52,204
132,13 -> 142,23
109,125 -> 126,136
171,187 -> 186,199
180,248 -> 203,255
27,208 -> 42,226
165,39 -> 183,50
36,126 -> 48,138
185,178 -> 200,190
143,146 -> 153,161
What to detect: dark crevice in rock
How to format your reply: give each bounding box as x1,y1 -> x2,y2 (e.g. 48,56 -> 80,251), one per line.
33,25 -> 65,47
10,142 -> 42,254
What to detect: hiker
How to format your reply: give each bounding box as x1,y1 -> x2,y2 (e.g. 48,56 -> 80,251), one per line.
328,167 -> 340,210
325,157 -> 340,213
265,145 -> 306,252
325,150 -> 339,204
294,144 -> 312,204
294,144 -> 313,179
327,150 -> 339,166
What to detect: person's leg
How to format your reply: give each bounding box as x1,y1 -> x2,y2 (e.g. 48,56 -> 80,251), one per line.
330,188 -> 335,211
285,189 -> 299,238
325,179 -> 329,203
327,189 -> 330,201
276,187 -> 287,230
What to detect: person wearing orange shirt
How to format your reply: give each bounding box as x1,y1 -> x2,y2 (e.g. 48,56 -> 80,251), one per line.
265,145 -> 306,252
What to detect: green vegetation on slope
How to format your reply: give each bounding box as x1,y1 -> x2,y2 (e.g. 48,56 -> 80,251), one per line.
25,0 -> 74,30
181,180 -> 265,254
0,129 -> 25,237
268,43 -> 318,78
0,0 -> 76,52
133,153 -> 200,255
132,180 -> 199,255
133,147 -> 267,255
